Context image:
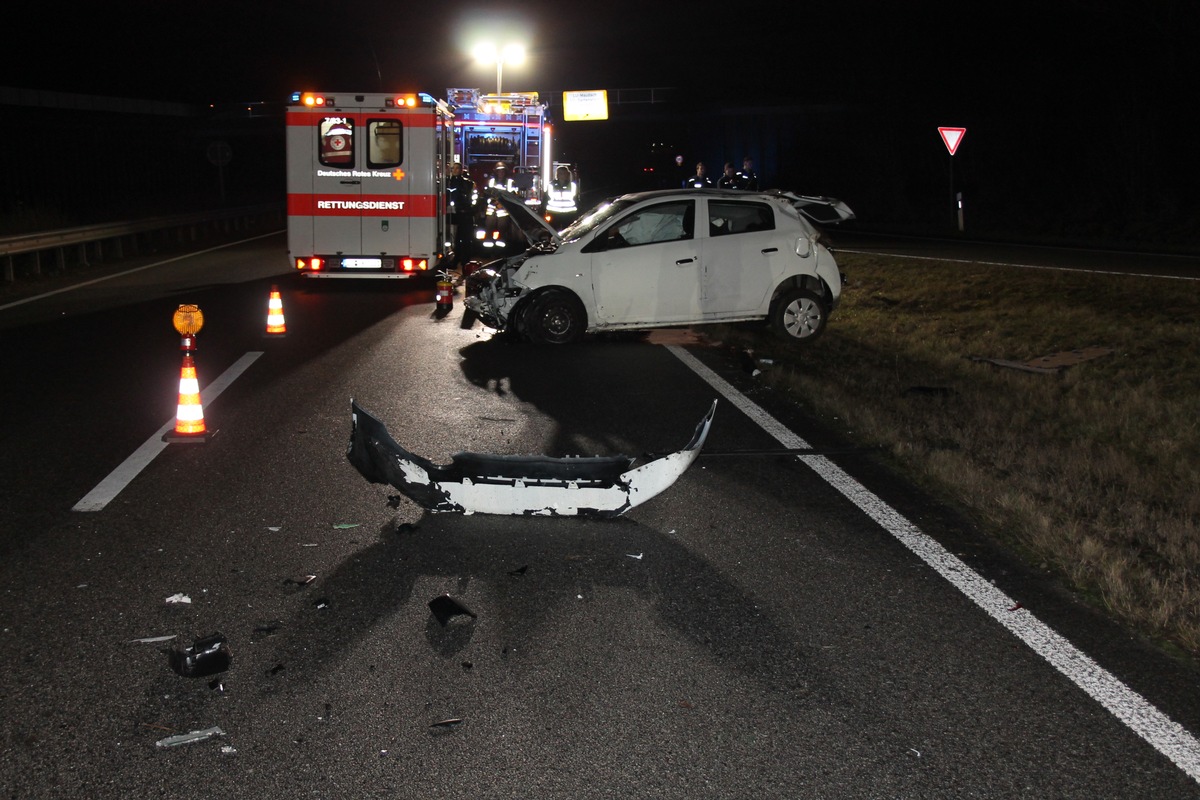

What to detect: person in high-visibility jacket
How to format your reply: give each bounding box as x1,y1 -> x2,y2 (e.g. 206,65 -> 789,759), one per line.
545,165 -> 578,215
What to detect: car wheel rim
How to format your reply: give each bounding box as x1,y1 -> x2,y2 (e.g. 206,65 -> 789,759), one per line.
542,306 -> 572,337
783,297 -> 820,338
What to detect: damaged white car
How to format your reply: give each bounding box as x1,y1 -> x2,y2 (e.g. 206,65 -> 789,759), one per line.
464,188 -> 854,344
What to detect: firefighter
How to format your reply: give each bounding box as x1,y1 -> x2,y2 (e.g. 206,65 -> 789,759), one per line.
736,157 -> 759,190
446,162 -> 476,263
683,162 -> 712,188
545,165 -> 578,219
717,162 -> 739,189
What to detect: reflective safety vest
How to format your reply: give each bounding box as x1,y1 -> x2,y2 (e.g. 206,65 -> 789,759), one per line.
546,181 -> 578,213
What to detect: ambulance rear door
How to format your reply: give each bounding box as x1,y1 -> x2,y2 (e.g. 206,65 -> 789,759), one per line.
312,109 -> 365,262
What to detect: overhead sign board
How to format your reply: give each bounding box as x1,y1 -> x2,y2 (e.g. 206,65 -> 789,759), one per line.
563,90 -> 608,121
938,126 -> 966,156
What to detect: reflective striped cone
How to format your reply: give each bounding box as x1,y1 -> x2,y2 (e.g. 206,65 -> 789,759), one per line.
163,353 -> 211,442
265,285 -> 287,336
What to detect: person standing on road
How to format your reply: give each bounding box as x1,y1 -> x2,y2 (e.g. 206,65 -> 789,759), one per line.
736,157 -> 759,190
683,162 -> 712,188
446,162 -> 476,263
717,162 -> 740,189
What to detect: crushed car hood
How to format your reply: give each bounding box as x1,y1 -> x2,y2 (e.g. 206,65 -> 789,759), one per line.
347,399 -> 716,517
492,188 -> 562,247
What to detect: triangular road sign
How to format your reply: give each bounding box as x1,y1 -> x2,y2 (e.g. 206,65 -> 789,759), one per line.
938,127 -> 966,156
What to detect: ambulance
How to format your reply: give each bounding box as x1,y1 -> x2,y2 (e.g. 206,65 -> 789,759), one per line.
286,91 -> 455,279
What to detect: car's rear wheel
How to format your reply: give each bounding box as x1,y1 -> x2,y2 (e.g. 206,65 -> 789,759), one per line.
523,290 -> 586,344
770,288 -> 827,343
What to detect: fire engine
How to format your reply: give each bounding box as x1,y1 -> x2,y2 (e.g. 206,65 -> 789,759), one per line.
446,88 -> 550,207
286,90 -> 454,279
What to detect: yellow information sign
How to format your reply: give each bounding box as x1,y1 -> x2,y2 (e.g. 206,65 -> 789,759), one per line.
562,90 -> 609,121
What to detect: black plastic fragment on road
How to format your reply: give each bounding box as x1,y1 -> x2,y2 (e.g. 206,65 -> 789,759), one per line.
428,595 -> 476,626
169,633 -> 232,678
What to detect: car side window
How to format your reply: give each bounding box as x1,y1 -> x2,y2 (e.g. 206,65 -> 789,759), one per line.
708,201 -> 775,237
604,201 -> 694,249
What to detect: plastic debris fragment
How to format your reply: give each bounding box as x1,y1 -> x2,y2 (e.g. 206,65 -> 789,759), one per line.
332,523 -> 360,529
169,633 -> 232,678
625,553 -> 644,560
164,593 -> 192,604
155,726 -> 226,748
428,595 -> 476,626
130,635 -> 178,644
508,565 -> 528,577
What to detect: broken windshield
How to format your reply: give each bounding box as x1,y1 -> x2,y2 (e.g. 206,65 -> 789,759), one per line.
559,198 -> 636,243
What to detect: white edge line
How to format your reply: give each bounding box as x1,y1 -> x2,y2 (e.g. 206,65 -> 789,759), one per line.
667,343 -> 1200,784
71,351 -> 263,512
0,230 -> 285,312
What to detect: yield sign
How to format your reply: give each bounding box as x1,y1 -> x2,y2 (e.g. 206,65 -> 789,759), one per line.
938,127 -> 967,156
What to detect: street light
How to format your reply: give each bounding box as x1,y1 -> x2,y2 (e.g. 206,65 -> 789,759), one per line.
473,42 -> 525,94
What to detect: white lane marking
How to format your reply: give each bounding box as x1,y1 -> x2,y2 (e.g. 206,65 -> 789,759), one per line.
667,344 -> 1200,784
72,352 -> 263,512
0,230 -> 284,312
836,248 -> 1200,282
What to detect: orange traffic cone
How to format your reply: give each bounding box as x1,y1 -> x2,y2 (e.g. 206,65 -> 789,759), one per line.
265,285 -> 287,336
163,353 -> 212,443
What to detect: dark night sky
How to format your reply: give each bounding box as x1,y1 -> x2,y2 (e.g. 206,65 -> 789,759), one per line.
2,0 -> 1191,112
3,1 -> 1196,241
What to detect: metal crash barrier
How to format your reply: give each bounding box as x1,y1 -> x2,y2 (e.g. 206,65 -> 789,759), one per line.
0,204 -> 283,285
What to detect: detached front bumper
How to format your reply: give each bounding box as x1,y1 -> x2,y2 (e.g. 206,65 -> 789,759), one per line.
347,399 -> 717,518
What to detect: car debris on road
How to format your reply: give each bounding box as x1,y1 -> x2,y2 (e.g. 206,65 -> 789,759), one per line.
346,399 -> 716,517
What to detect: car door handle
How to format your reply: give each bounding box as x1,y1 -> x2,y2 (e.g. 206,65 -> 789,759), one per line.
340,180 -> 361,185
676,257 -> 696,265
761,247 -> 778,254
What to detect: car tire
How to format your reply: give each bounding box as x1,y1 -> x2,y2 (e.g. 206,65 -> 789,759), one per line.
523,290 -> 586,344
770,288 -> 827,343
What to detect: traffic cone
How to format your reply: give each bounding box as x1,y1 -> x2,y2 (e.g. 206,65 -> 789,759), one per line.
265,285 -> 287,336
163,353 -> 212,443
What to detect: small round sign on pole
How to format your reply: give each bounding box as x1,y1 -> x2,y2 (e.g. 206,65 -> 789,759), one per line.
206,140 -> 232,202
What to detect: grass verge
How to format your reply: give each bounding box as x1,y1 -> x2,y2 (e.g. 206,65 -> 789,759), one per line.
723,253 -> 1200,657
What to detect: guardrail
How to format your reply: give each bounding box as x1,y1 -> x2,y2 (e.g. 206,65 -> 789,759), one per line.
0,203 -> 284,284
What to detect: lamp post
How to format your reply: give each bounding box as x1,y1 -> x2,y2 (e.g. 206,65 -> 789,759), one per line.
473,42 -> 525,94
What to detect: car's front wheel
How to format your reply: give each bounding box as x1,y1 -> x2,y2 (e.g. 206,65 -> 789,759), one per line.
523,290 -> 586,344
770,288 -> 827,343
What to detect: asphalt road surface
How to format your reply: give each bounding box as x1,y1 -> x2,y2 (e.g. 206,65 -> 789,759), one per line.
2,232 -> 1199,798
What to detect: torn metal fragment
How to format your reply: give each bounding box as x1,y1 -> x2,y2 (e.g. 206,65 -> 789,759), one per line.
347,399 -> 716,517
155,726 -> 226,748
130,635 -> 178,644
